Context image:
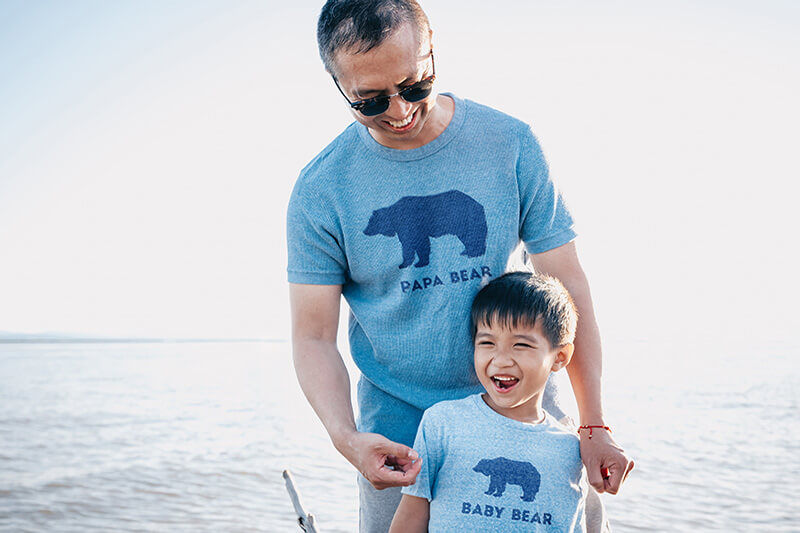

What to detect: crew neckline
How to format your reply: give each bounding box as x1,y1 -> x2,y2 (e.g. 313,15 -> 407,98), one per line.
471,393 -> 554,433
356,92 -> 466,161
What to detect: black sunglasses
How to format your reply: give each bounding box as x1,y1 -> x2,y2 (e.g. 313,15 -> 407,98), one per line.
332,50 -> 436,117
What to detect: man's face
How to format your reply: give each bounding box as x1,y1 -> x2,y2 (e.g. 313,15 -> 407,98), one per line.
473,319 -> 571,423
331,23 -> 439,150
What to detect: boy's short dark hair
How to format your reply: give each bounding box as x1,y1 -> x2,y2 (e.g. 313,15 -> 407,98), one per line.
317,0 -> 431,74
471,272 -> 578,348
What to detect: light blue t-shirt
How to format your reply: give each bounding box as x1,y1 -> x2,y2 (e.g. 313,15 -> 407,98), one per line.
287,95 -> 576,446
403,394 -> 587,533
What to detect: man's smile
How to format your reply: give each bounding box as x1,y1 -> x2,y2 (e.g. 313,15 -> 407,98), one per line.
384,109 -> 418,132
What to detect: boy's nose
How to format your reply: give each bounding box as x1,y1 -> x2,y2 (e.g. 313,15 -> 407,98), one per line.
492,350 -> 515,366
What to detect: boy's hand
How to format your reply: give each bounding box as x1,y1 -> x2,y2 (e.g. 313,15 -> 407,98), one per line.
337,431 -> 422,490
579,429 -> 634,494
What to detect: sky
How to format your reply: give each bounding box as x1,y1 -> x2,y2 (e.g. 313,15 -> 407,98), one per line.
0,0 -> 798,342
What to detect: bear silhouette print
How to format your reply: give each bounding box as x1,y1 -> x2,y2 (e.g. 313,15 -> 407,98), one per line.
363,190 -> 487,269
473,457 -> 541,502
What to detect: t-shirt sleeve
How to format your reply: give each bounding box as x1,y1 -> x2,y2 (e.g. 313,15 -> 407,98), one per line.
401,409 -> 443,502
286,185 -> 348,285
516,126 -> 577,254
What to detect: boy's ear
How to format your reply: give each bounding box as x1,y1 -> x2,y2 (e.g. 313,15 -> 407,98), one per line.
551,343 -> 574,372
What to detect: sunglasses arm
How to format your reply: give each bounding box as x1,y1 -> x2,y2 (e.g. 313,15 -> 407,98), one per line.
332,76 -> 361,110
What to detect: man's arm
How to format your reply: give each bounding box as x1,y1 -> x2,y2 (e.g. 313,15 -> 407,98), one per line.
388,494 -> 430,533
530,241 -> 634,494
290,283 -> 421,489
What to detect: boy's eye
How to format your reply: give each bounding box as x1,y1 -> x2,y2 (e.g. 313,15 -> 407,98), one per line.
477,341 -> 494,347
514,343 -> 533,349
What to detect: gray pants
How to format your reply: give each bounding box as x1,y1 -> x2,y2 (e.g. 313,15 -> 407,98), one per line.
358,472 -> 611,533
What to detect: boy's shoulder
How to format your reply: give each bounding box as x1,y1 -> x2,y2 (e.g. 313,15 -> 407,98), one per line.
424,394 -> 480,413
542,414 -> 581,438
423,396 -> 578,434
540,415 -> 583,454
421,395 -> 580,452
421,395 -> 481,424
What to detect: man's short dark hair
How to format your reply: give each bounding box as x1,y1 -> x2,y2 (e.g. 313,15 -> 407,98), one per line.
471,272 -> 579,348
317,0 -> 431,74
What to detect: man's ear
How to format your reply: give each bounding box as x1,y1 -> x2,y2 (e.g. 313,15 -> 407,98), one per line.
551,343 -> 574,372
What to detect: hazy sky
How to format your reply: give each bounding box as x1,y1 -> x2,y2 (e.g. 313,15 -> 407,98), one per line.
1,0 -> 798,342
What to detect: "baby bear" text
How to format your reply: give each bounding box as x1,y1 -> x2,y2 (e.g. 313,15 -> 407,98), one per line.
461,502 -> 553,525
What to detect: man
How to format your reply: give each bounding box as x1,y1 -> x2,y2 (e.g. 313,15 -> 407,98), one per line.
287,1 -> 633,531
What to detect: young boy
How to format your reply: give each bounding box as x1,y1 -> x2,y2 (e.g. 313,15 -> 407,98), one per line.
389,271 -> 588,532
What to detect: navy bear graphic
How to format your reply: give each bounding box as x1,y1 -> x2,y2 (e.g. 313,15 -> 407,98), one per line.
473,457 -> 541,502
363,190 -> 487,269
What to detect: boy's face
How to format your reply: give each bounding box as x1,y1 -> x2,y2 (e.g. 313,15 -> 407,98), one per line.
473,319 -> 573,423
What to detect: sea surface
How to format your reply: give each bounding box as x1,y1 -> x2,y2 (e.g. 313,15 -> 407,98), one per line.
0,340 -> 797,532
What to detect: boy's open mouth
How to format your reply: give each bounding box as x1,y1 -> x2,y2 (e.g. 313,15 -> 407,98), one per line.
491,375 -> 519,392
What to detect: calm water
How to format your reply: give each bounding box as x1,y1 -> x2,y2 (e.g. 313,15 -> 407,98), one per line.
0,340 -> 797,532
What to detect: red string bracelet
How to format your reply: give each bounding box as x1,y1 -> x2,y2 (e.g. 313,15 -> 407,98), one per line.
578,425 -> 611,439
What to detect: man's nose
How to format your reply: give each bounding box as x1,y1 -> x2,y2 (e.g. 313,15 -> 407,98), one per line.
385,93 -> 413,118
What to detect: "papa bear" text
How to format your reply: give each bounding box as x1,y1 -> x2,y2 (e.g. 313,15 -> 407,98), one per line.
400,266 -> 492,294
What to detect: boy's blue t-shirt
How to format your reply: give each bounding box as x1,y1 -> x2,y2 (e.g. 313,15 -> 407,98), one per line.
287,94 -> 576,445
402,394 -> 587,533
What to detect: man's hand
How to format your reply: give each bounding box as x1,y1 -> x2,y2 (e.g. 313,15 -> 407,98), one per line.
579,429 -> 634,494
337,431 -> 422,490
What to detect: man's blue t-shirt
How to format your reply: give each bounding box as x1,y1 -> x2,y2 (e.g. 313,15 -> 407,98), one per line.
287,94 -> 576,446
402,394 -> 587,532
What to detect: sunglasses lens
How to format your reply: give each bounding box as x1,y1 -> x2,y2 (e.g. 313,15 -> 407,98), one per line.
354,78 -> 434,116
400,80 -> 434,103
358,97 -> 391,116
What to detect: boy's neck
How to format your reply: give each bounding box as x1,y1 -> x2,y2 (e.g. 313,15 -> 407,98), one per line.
481,393 -> 546,424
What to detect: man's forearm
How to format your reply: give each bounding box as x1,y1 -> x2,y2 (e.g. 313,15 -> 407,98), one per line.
531,243 -> 604,425
532,243 -> 633,492
561,275 -> 604,425
292,334 -> 423,491
292,337 -> 358,450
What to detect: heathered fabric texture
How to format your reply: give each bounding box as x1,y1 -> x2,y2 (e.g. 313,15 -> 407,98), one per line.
402,394 -> 587,532
287,94 -> 576,447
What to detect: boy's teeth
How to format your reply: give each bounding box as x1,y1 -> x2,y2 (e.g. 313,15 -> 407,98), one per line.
492,375 -> 519,390
388,114 -> 413,128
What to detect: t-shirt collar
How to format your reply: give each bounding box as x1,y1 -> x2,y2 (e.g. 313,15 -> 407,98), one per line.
355,92 -> 466,161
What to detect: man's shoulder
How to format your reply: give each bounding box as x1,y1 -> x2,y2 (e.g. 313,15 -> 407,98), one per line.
295,122 -> 361,189
462,97 -> 531,135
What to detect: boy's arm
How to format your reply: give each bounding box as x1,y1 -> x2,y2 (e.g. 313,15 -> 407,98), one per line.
531,241 -> 634,494
389,495 -> 430,533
